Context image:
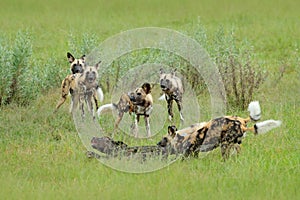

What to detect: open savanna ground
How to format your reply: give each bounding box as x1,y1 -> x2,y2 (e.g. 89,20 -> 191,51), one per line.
0,0 -> 299,199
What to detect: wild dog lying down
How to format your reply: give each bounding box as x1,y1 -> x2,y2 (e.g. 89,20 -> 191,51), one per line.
97,83 -> 153,137
159,69 -> 184,122
54,52 -> 103,113
88,136 -> 166,159
68,62 -> 102,119
157,101 -> 282,159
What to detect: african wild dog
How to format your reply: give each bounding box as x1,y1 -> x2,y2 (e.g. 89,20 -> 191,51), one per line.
159,69 -> 184,122
70,62 -> 101,119
157,122 -> 207,157
157,101 -> 282,160
89,136 -> 166,160
97,83 -> 153,137
54,52 -> 103,113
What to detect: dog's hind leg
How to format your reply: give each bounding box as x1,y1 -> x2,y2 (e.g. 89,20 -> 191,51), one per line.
54,75 -> 73,113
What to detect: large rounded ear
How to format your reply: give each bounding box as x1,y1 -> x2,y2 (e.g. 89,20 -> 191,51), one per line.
142,82 -> 151,94
168,125 -> 177,138
67,52 -> 75,63
159,68 -> 165,75
80,55 -> 86,62
171,68 -> 177,77
95,60 -> 102,70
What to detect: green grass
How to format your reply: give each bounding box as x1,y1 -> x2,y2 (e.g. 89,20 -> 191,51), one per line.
0,0 -> 299,199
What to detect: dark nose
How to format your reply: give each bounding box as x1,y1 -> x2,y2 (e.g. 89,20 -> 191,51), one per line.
160,84 -> 166,88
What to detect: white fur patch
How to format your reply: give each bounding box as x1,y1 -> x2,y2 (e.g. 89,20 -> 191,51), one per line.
97,103 -> 114,118
248,101 -> 261,121
256,120 -> 282,134
158,94 -> 165,101
97,87 -> 104,102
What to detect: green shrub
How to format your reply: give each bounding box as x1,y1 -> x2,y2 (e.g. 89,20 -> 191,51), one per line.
0,31 -> 64,106
191,22 -> 267,109
0,31 -> 33,106
68,33 -> 99,58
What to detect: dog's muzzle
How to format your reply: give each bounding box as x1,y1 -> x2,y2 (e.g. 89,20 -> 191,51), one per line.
160,85 -> 168,91
72,66 -> 84,74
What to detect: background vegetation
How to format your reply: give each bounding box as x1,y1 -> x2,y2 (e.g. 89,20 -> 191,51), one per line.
0,0 -> 299,199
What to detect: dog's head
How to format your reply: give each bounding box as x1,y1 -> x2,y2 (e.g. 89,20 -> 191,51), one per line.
159,69 -> 183,94
130,82 -> 152,105
82,61 -> 101,84
157,125 -> 203,156
67,52 -> 86,74
157,125 -> 178,147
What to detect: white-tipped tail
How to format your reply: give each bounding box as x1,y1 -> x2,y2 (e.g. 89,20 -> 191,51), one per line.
158,94 -> 165,101
255,120 -> 282,134
97,104 -> 115,118
96,87 -> 104,102
248,101 -> 261,121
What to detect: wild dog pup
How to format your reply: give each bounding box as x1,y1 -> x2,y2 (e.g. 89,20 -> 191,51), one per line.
71,62 -> 101,119
97,83 -> 153,137
54,52 -> 103,113
157,101 -> 282,159
159,69 -> 184,122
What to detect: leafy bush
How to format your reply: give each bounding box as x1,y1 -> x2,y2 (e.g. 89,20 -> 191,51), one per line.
0,31 -> 32,106
191,22 -> 267,109
68,33 -> 99,58
0,31 -> 64,106
0,25 -> 268,109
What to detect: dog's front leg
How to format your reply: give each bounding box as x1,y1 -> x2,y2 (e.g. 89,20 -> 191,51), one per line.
71,94 -> 78,114
86,94 -> 95,120
166,98 -> 174,121
175,98 -> 184,122
80,94 -> 85,119
145,115 -> 151,137
131,114 -> 139,138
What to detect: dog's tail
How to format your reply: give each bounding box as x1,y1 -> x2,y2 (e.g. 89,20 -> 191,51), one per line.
97,103 -> 117,118
254,120 -> 282,134
96,87 -> 104,102
248,101 -> 261,121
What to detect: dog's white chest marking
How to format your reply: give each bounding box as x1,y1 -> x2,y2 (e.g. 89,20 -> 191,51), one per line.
136,105 -> 153,115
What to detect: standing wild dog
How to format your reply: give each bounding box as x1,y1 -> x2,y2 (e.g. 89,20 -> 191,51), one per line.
159,69 -> 184,122
70,61 -> 101,119
157,101 -> 282,160
54,52 -> 103,113
97,83 -> 153,137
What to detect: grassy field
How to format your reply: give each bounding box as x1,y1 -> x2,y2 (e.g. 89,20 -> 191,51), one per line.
0,0 -> 299,199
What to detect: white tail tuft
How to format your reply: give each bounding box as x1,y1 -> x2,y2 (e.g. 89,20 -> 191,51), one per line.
255,120 -> 282,134
248,101 -> 261,121
158,94 -> 165,101
96,87 -> 104,102
97,104 -> 115,118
